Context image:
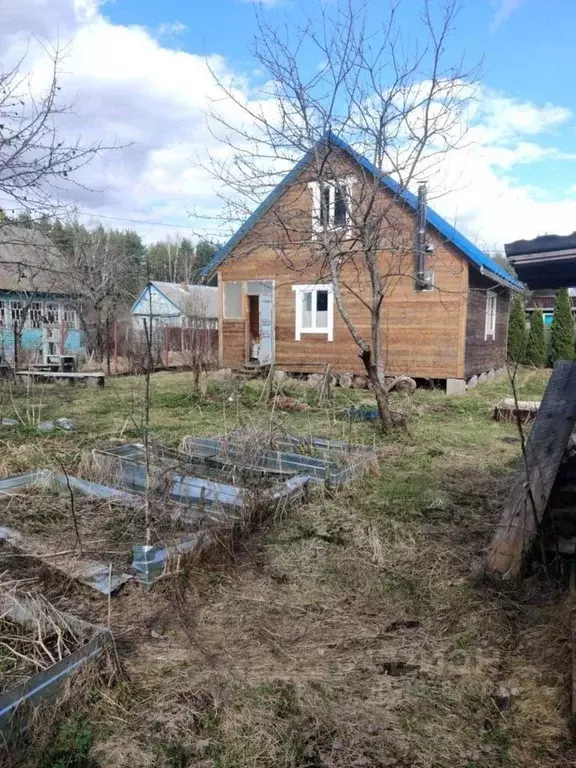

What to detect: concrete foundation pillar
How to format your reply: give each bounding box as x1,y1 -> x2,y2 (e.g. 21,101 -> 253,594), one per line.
446,378 -> 467,396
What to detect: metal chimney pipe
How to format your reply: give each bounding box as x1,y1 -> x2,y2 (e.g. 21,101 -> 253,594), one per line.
415,182 -> 427,289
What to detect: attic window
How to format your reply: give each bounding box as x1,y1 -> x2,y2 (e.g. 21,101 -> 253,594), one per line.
310,179 -> 354,235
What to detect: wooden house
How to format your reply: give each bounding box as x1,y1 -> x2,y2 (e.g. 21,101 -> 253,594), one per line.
506,234 -> 576,325
0,226 -> 84,363
202,133 -> 523,392
506,233 -> 576,290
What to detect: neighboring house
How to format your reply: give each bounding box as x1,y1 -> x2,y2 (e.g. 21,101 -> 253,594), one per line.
506,234 -> 576,315
201,132 -> 523,390
0,226 -> 83,362
131,281 -> 218,330
506,233 -> 576,290
524,288 -> 576,327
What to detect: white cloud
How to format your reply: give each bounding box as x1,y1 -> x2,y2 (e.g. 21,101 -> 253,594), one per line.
0,0 -> 271,242
426,88 -> 576,247
490,0 -> 526,31
0,0 -> 574,252
155,21 -> 187,38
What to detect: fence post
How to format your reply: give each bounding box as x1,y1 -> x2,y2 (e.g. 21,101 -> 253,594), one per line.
164,325 -> 169,368
13,321 -> 18,372
59,318 -> 65,356
105,316 -> 111,376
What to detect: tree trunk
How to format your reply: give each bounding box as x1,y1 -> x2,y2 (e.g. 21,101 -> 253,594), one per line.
361,348 -> 393,432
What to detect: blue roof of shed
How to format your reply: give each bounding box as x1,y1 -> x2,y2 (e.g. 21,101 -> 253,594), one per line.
202,131 -> 523,291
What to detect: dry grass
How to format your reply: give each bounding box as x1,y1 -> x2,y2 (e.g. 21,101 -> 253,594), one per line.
1,368 -> 575,767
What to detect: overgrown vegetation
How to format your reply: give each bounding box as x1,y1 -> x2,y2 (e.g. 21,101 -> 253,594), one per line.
550,288 -> 575,363
507,294 -> 527,363
1,369 -> 574,768
524,309 -> 547,367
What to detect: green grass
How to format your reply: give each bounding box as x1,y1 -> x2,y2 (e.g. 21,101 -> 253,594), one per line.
2,366 -> 571,768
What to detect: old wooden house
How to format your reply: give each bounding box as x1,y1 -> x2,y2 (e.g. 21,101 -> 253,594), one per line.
506,234 -> 576,326
0,226 -> 84,363
202,133 -> 523,391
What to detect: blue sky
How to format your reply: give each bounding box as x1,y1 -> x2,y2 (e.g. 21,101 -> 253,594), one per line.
104,0 -> 571,105
2,0 -> 576,248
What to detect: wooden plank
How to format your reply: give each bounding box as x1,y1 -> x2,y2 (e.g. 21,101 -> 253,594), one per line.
493,398 -> 541,423
487,361 -> 576,578
571,559 -> 576,739
16,370 -> 104,379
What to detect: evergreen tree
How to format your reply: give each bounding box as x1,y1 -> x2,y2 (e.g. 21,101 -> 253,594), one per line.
507,294 -> 527,363
524,309 -> 547,367
550,287 -> 575,363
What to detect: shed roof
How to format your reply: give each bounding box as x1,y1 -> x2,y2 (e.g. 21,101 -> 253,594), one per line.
0,225 -> 72,295
201,131 -> 523,292
506,233 -> 576,290
132,281 -> 218,318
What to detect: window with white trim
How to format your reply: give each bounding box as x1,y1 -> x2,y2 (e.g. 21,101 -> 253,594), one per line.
309,179 -> 353,235
63,304 -> 78,329
29,301 -> 42,328
45,303 -> 59,326
485,290 -> 497,340
10,301 -> 22,325
292,284 -> 334,341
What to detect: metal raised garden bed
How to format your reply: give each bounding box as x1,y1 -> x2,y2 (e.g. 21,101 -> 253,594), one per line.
92,442 -> 312,511
0,594 -> 111,734
180,431 -> 375,488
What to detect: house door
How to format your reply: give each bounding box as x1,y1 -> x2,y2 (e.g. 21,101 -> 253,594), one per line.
259,293 -> 273,365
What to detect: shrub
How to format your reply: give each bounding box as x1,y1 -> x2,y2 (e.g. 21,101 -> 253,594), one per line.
507,294 -> 527,363
524,309 -> 547,367
550,287 -> 575,363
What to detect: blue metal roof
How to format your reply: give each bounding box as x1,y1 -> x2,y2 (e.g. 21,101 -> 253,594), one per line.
202,131 -> 523,291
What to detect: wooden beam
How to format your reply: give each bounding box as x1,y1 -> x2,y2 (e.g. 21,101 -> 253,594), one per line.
487,361 -> 576,578
570,558 -> 576,739
493,398 -> 541,423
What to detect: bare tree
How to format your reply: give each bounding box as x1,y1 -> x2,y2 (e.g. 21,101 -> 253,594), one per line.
181,290 -> 218,388
0,45 -> 116,218
66,226 -> 138,367
203,0 -> 479,430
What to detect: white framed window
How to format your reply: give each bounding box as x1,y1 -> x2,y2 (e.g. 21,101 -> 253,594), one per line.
29,301 -> 42,328
10,301 -> 22,325
45,303 -> 59,326
292,284 -> 334,341
485,290 -> 497,341
309,178 -> 354,236
63,304 -> 78,329
223,281 -> 243,319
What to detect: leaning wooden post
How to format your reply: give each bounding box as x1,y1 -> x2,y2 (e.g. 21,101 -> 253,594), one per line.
164,325 -> 169,368
570,558 -> 576,738
487,361 -> 576,578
